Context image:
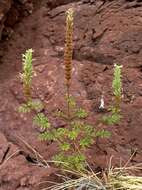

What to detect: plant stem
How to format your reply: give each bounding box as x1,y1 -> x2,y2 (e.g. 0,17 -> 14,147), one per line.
115,96 -> 121,113
67,84 -> 70,120
24,85 -> 31,102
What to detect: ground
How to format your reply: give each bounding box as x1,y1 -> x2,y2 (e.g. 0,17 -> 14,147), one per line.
0,0 -> 142,189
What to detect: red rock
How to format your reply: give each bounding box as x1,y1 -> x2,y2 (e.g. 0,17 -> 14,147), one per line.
0,0 -> 142,189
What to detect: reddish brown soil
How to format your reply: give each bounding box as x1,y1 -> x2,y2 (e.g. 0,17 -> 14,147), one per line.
0,0 -> 142,189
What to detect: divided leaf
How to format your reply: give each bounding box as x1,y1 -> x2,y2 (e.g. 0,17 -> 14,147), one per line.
102,113 -> 121,125
29,100 -> 44,111
34,113 -> 50,129
68,129 -> 80,140
39,131 -> 55,141
95,129 -> 111,138
79,137 -> 93,148
60,143 -> 70,151
18,103 -> 31,113
75,108 -> 88,119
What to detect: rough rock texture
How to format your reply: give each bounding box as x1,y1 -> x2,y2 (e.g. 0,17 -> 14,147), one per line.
46,0 -> 80,9
0,0 -> 142,189
0,0 -> 12,39
0,0 -> 40,41
0,133 -> 10,164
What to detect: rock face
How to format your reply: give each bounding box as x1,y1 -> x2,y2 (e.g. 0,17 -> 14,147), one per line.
0,0 -> 142,189
46,0 -> 80,9
0,0 -> 38,41
0,0 -> 12,39
0,133 -> 9,164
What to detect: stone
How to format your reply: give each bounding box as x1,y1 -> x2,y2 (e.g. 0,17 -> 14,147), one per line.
0,133 -> 9,164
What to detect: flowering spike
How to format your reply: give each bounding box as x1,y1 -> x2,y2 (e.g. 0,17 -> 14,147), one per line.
21,49 -> 34,100
64,8 -> 74,87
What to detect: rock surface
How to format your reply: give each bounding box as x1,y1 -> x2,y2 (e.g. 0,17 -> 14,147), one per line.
0,0 -> 142,189
0,0 -> 39,41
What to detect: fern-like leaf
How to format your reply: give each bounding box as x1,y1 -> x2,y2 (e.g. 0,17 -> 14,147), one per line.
33,113 -> 50,129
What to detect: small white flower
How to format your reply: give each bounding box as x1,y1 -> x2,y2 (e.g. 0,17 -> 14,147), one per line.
99,94 -> 105,110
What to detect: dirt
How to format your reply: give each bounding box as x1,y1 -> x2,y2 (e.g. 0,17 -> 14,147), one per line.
0,0 -> 142,189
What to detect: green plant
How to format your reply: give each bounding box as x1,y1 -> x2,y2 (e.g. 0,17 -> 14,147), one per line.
18,100 -> 43,113
34,113 -> 110,171
33,6 -> 110,168
19,9 -> 111,171
112,64 -> 123,111
19,49 -> 43,113
103,64 -> 123,125
20,49 -> 34,101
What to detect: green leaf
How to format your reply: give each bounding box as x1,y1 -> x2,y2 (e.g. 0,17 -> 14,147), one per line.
28,100 -> 44,111
69,154 -> 86,171
95,129 -> 111,138
18,100 -> 44,113
71,121 -> 83,129
75,108 -> 88,119
56,128 -> 68,137
33,113 -> 50,129
53,153 -> 70,167
53,153 -> 86,171
79,137 -> 93,148
18,103 -> 31,113
60,143 -> 70,151
74,153 -> 86,162
102,113 -> 121,125
83,124 -> 94,135
68,129 -> 79,140
39,131 -> 55,141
